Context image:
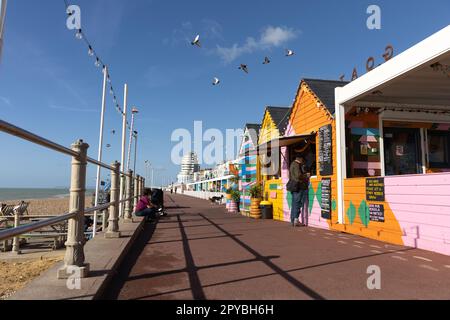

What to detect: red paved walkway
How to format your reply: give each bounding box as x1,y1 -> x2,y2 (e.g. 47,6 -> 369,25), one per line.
105,194 -> 450,300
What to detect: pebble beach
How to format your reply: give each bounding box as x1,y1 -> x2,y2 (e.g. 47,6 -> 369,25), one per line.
1,196 -> 94,216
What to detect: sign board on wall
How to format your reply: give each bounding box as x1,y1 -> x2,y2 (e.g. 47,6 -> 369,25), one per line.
369,204 -> 385,222
318,125 -> 333,176
321,178 -> 332,220
366,178 -> 385,202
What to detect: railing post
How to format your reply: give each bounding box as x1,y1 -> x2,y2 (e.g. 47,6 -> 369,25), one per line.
58,140 -> 90,279
106,162 -> 121,238
124,170 -> 133,222
137,176 -> 141,198
119,174 -> 125,219
12,211 -> 21,254
134,175 -> 140,209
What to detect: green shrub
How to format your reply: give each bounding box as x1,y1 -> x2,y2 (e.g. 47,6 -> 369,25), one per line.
249,184 -> 262,199
230,190 -> 241,203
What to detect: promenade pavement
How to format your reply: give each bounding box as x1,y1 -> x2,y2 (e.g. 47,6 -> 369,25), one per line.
105,194 -> 450,300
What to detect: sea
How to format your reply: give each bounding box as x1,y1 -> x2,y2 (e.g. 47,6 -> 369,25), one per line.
0,188 -> 71,202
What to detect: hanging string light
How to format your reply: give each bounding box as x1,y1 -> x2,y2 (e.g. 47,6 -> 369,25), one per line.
63,1 -> 125,118
431,62 -> 450,78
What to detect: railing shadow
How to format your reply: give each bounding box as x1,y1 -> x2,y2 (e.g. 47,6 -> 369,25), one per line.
101,220 -> 158,300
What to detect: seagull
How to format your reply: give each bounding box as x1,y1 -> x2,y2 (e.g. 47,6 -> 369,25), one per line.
238,64 -> 249,74
263,57 -> 271,65
286,49 -> 295,57
212,77 -> 220,86
191,34 -> 201,47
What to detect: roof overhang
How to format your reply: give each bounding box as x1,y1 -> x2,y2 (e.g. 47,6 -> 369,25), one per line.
187,175 -> 235,185
338,25 -> 450,108
257,133 -> 315,153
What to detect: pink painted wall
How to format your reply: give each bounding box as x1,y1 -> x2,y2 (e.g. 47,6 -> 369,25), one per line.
385,173 -> 450,256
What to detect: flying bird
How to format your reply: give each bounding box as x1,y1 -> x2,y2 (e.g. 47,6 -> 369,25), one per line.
238,64 -> 249,74
263,57 -> 271,65
191,34 -> 201,47
106,144 -> 111,148
212,77 -> 220,86
111,130 -> 116,135
286,49 -> 295,57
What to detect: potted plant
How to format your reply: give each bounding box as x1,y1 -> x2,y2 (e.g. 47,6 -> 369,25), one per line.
228,190 -> 240,213
225,188 -> 233,209
249,184 -> 262,219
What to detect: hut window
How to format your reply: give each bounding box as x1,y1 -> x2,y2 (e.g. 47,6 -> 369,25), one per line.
383,127 -> 423,176
428,130 -> 450,168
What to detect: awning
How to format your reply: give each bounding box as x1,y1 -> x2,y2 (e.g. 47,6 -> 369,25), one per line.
187,175 -> 235,186
338,25 -> 450,108
257,133 -> 315,153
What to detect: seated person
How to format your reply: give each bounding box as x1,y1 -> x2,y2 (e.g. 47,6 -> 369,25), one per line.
134,188 -> 157,221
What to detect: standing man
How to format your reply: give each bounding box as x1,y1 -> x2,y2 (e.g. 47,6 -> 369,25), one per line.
288,156 -> 310,227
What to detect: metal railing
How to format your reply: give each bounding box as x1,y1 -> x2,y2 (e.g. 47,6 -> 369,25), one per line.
0,119 -> 146,280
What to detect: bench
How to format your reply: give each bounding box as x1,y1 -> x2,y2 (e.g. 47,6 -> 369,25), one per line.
1,201 -> 30,252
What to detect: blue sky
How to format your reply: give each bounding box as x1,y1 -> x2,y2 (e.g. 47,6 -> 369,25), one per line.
0,0 -> 449,188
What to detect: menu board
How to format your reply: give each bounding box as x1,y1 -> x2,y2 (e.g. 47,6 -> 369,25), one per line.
366,178 -> 385,202
319,125 -> 333,176
369,204 -> 385,222
321,178 -> 332,220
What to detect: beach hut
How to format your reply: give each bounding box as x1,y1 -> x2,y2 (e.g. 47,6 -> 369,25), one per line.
259,80 -> 347,225
257,106 -> 291,221
260,26 -> 450,256
237,124 -> 260,215
286,79 -> 347,226
332,25 -> 450,255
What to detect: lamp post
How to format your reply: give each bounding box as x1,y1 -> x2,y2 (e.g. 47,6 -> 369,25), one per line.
145,160 -> 150,183
93,65 -> 108,238
126,107 -> 139,171
119,84 -> 128,219
133,130 -> 138,174
0,0 -> 7,62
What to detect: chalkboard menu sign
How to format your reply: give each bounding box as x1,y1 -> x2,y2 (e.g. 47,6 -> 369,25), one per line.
321,178 -> 332,220
366,178 -> 385,202
369,204 -> 385,222
319,125 -> 333,176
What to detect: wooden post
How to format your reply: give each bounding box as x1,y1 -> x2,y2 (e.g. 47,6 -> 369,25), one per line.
106,162 -> 121,238
57,140 -> 90,279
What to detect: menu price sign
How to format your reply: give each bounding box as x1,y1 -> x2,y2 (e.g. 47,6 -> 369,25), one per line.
369,204 -> 385,222
366,178 -> 385,202
321,178 -> 332,220
319,125 -> 333,176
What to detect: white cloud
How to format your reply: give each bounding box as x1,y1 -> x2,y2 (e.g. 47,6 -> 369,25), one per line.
260,26 -> 298,47
216,26 -> 299,63
165,19 -> 224,47
202,19 -> 224,41
0,96 -> 12,107
49,104 -> 97,113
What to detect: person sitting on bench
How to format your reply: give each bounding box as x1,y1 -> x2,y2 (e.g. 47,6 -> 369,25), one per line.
134,188 -> 157,221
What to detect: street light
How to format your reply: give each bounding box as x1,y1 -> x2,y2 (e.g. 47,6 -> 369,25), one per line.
133,130 -> 138,174
126,107 -> 139,171
0,0 -> 7,62
119,84 -> 128,219
145,160 -> 150,182
93,65 -> 108,238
